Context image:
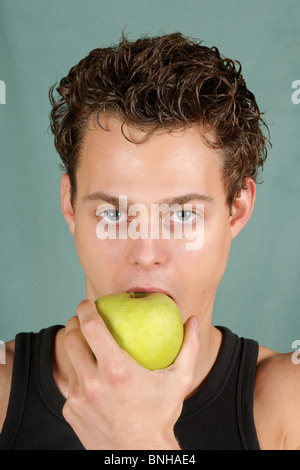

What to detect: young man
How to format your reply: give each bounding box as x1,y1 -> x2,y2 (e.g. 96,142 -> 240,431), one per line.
0,33 -> 299,450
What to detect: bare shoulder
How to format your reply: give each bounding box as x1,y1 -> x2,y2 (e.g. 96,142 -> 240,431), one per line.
254,344 -> 300,450
0,340 -> 15,433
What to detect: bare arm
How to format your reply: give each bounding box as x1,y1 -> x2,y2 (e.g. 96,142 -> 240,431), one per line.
254,350 -> 300,450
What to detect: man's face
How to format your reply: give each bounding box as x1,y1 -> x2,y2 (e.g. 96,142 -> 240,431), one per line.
62,116 -> 241,324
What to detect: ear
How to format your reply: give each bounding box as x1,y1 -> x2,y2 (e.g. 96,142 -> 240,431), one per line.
60,173 -> 75,235
230,178 -> 256,240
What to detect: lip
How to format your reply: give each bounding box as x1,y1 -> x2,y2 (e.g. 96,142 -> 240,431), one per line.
126,287 -> 174,301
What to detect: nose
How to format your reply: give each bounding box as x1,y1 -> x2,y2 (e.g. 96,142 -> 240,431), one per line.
126,236 -> 169,269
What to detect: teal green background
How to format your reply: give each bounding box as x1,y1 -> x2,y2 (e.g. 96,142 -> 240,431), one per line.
0,0 -> 299,352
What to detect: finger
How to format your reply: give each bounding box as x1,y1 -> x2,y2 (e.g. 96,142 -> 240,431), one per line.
76,299 -> 124,364
172,315 -> 201,381
66,361 -> 80,398
64,315 -> 97,383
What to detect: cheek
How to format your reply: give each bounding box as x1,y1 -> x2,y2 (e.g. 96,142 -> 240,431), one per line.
202,222 -> 232,284
74,214 -> 93,256
73,214 -> 106,272
74,215 -> 126,284
176,219 -> 231,291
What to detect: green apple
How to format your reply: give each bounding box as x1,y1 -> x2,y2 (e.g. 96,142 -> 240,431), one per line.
94,292 -> 184,370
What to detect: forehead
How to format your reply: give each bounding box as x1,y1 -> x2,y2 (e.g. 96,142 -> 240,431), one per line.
76,115 -> 224,202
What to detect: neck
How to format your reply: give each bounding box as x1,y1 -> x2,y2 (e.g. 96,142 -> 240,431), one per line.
185,321 -> 222,400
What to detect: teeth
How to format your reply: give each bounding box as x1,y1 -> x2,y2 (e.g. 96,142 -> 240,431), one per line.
127,290 -> 173,300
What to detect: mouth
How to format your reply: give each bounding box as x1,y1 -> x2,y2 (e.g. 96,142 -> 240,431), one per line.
125,287 -> 175,302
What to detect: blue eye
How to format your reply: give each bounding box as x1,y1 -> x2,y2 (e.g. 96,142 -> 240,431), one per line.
170,210 -> 196,223
105,209 -> 121,221
98,209 -> 127,224
175,210 -> 192,221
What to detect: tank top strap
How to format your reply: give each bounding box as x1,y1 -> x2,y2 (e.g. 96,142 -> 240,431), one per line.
0,331 -> 32,449
175,326 -> 260,450
237,336 -> 260,450
0,325 -> 67,450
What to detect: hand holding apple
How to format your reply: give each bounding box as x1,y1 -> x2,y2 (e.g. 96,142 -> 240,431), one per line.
62,299 -> 201,450
94,292 -> 184,370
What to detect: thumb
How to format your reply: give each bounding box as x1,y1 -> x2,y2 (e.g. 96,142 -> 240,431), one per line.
173,315 -> 201,375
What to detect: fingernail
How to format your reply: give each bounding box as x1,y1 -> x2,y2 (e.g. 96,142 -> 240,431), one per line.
193,317 -> 200,331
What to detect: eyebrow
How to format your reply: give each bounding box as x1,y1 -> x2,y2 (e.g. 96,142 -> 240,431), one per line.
83,191 -> 214,206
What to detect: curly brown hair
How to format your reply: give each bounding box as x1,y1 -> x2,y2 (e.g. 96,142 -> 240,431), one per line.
49,32 -> 270,210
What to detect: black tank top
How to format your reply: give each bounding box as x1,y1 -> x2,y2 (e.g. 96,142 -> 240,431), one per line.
0,325 -> 260,450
